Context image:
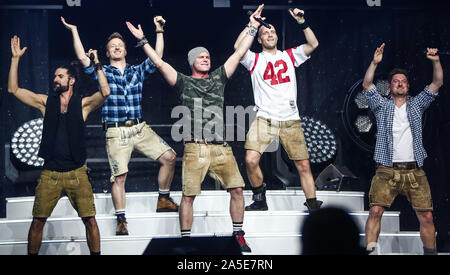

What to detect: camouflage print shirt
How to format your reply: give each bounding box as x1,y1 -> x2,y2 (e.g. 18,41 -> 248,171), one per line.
174,65 -> 228,141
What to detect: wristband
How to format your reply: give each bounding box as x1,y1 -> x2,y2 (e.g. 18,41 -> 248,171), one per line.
94,62 -> 103,71
155,30 -> 164,33
299,21 -> 309,30
135,36 -> 149,48
247,26 -> 258,37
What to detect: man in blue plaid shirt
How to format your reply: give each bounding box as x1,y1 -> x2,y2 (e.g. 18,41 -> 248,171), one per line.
362,43 -> 443,255
62,16 -> 178,236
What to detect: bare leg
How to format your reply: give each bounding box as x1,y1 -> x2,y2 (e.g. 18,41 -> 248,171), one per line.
229,187 -> 245,223
111,173 -> 127,211
245,150 -> 263,188
416,210 -> 436,250
179,195 -> 195,231
365,205 -> 384,246
82,216 -> 101,254
293,159 -> 316,199
157,150 -> 176,190
27,217 -> 47,255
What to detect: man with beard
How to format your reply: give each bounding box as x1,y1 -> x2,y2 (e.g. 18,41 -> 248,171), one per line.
362,43 -> 443,255
8,35 -> 110,255
233,8 -> 321,212
61,16 -> 179,236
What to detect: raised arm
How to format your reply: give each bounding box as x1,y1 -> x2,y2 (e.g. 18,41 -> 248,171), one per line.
126,20 -> 178,86
61,17 -> 91,68
426,48 -> 444,93
153,16 -> 165,58
8,35 -> 47,116
82,49 -> 110,120
225,4 -> 263,78
233,4 -> 266,51
363,43 -> 385,91
289,9 -> 319,56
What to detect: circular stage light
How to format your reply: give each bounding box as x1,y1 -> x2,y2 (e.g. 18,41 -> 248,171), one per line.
300,116 -> 337,164
11,118 -> 44,169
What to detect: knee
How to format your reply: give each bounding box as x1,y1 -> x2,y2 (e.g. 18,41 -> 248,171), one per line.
369,206 -> 384,219
181,195 -> 195,205
82,217 -> 98,229
245,152 -> 260,169
114,174 -> 127,186
229,187 -> 244,198
31,218 -> 46,230
418,211 -> 434,226
160,150 -> 176,167
295,160 -> 311,173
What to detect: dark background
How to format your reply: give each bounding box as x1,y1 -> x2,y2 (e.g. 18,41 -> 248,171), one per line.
0,0 -> 449,251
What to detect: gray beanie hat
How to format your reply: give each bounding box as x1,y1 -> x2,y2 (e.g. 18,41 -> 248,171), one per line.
187,46 -> 210,67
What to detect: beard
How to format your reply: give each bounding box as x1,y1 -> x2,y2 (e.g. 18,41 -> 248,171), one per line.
53,83 -> 69,94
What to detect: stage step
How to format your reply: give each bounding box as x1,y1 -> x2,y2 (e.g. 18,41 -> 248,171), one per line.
6,190 -> 365,219
0,190 -> 423,255
0,232 -> 424,255
0,210 -> 402,242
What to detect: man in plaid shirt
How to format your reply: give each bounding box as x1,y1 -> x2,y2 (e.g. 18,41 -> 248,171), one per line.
62,16 -> 178,236
362,43 -> 443,255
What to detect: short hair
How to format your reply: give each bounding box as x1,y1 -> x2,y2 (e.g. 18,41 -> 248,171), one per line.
106,32 -> 126,50
388,68 -> 409,83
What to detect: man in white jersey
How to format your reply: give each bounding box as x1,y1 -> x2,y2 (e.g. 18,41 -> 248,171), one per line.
362,43 -> 443,255
234,8 -> 321,211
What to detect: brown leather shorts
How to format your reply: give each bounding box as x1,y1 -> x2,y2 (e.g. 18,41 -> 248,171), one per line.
369,165 -> 433,211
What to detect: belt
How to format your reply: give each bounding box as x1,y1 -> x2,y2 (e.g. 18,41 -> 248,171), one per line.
392,162 -> 418,170
103,118 -> 142,129
184,140 -> 226,145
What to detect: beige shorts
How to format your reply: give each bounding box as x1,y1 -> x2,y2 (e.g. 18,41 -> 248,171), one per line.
182,143 -> 245,196
245,117 -> 309,160
105,122 -> 175,182
32,165 -> 96,218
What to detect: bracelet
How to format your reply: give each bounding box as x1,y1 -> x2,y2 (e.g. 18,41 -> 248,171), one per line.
299,21 -> 309,30
135,36 -> 149,48
94,62 -> 102,71
247,26 -> 258,37
155,30 -> 164,33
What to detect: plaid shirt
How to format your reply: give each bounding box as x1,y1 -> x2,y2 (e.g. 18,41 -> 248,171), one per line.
364,85 -> 438,167
84,58 -> 156,122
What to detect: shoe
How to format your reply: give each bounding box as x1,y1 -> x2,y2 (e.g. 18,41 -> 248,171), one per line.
233,230 -> 251,253
116,216 -> 129,236
245,184 -> 268,211
156,196 -> 179,212
303,199 -> 323,212
245,200 -> 268,211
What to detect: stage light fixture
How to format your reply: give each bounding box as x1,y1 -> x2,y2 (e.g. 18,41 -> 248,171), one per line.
300,116 -> 337,164
11,118 -> 44,169
354,115 -> 373,133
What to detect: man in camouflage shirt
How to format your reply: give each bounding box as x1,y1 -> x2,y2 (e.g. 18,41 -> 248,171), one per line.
125,5 -> 266,252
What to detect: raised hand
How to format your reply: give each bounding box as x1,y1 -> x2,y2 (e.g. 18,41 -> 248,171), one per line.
11,35 -> 27,58
154,16 -> 165,32
86,49 -> 99,64
61,16 -> 77,31
125,21 -> 144,39
426,48 -> 440,62
289,8 -> 305,22
249,4 -> 265,27
373,43 -> 385,65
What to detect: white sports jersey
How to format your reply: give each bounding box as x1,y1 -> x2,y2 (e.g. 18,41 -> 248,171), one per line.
240,45 -> 310,121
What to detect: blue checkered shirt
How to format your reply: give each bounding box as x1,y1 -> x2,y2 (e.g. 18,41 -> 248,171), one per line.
364,85 -> 438,167
84,58 -> 156,122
